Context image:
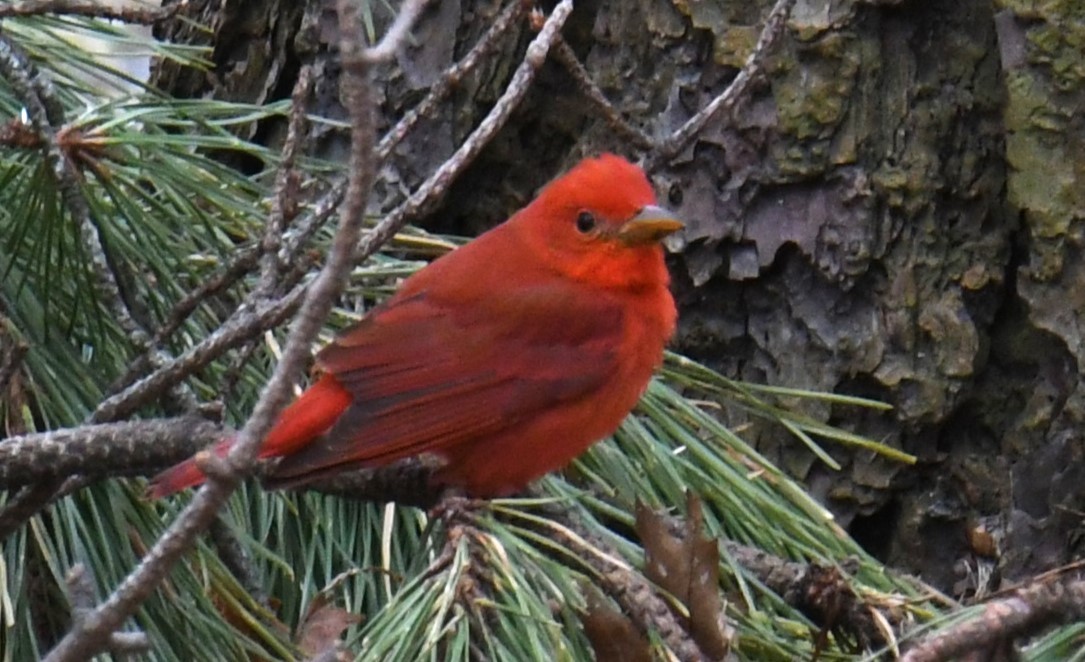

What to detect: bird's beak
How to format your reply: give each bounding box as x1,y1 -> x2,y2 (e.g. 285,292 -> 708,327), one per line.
618,205 -> 684,246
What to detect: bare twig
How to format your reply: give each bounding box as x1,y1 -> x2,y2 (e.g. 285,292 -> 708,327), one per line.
219,338 -> 262,404
209,517 -> 269,607
374,0 -> 527,161
0,0 -> 176,23
64,565 -> 150,655
90,287 -> 305,423
105,256 -> 261,398
901,577 -> 1085,662
274,0 -> 528,271
353,0 -> 575,264
551,37 -> 655,150
362,0 -> 433,64
278,180 -> 344,272
258,65 -> 314,295
42,0 -> 422,656
648,0 -> 795,170
148,246 -> 262,347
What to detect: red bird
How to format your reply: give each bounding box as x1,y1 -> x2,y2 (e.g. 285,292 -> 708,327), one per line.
149,154 -> 682,498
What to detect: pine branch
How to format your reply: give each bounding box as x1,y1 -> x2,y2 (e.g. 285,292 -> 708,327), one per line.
42,1 -> 428,658
902,578 -> 1085,662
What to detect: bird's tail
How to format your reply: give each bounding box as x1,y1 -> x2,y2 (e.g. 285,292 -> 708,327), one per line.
146,438 -> 233,498
147,374 -> 353,498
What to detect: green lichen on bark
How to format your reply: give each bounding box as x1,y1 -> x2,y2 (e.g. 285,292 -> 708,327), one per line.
998,0 -> 1085,283
670,0 -> 762,67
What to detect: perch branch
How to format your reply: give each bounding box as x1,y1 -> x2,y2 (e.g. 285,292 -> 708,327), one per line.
289,458 -> 440,509
0,415 -> 440,509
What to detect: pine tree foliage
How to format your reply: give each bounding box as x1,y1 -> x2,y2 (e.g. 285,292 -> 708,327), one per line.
0,9 -> 1080,662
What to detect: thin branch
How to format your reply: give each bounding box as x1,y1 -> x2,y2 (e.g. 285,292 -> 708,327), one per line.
0,0 -> 176,23
551,37 -> 655,150
648,0 -> 795,171
0,418 -> 221,491
162,247 -> 259,328
274,0 -> 528,271
258,65 -> 314,295
209,517 -> 270,608
90,287 -> 304,424
362,0 -> 433,64
374,0 -> 527,161
352,0 -> 576,264
219,338 -> 262,404
278,181 -> 343,274
64,565 -> 150,656
901,577 -> 1085,662
0,415 -> 439,506
42,0 -> 412,654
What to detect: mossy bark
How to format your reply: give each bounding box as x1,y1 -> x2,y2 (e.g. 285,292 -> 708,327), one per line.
153,0 -> 1084,594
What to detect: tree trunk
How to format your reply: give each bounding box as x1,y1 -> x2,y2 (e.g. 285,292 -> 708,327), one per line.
154,0 -> 1084,595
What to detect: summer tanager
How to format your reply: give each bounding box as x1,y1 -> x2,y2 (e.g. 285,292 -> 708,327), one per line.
149,154 -> 682,498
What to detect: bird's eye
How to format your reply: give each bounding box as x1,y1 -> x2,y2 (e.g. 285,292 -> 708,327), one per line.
575,211 -> 596,234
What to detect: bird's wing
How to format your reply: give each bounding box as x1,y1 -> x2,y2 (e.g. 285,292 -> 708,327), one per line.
268,282 -> 625,482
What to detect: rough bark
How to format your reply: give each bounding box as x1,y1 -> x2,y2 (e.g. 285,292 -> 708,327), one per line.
151,0 -> 1085,596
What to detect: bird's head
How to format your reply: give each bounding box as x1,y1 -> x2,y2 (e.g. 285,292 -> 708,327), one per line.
513,154 -> 683,291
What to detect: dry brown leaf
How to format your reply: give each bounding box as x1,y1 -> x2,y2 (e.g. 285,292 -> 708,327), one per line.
636,493 -> 732,659
580,585 -> 652,662
296,593 -> 363,658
